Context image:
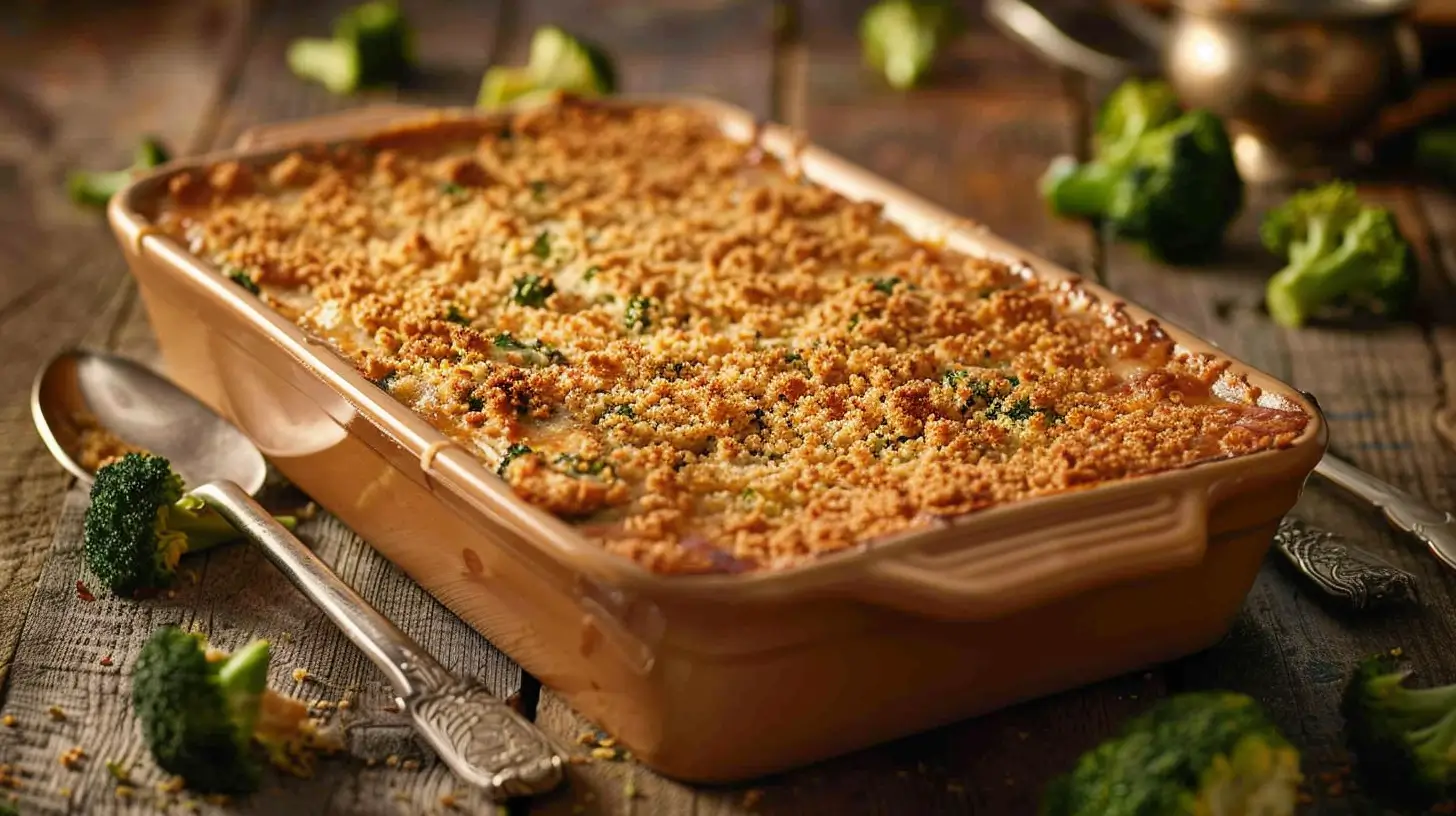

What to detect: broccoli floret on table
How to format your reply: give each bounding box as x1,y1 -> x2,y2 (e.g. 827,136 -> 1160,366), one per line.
1342,654 -> 1456,808
477,26 -> 616,110
858,0 -> 964,91
1260,182 -> 1415,328
67,138 -> 171,209
287,1 -> 414,95
1041,81 -> 1243,264
133,627 -> 320,795
1093,78 -> 1181,159
1041,691 -> 1302,816
83,453 -> 296,597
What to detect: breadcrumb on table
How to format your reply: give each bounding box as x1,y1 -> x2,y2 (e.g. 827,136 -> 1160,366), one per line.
156,100 -> 1311,576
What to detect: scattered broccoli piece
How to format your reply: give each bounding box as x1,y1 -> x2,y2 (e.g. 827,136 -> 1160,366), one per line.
1041,692 -> 1301,816
477,26 -> 616,110
226,268 -> 261,295
871,276 -> 902,294
1093,78 -> 1181,160
1260,182 -> 1415,328
83,453 -> 297,597
624,295 -> 653,332
492,332 -> 566,365
497,442 -> 533,476
133,627 -> 318,795
510,274 -> 557,307
530,232 -> 552,260
858,0 -> 963,90
1342,654 -> 1456,807
444,304 -> 470,325
554,453 -> 610,477
1042,82 -> 1243,264
287,1 -> 414,95
67,138 -> 171,209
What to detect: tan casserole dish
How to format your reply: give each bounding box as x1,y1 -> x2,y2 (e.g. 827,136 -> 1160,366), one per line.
107,97 -> 1327,783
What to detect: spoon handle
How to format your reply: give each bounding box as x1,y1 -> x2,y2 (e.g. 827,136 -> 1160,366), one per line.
1314,454 -> 1456,572
191,481 -> 565,799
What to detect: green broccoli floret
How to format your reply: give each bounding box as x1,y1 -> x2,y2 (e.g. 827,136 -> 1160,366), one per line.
1042,104 -> 1243,264
1042,692 -> 1302,816
1260,182 -> 1415,328
133,627 -> 321,794
477,26 -> 616,110
858,0 -> 964,90
1415,126 -> 1456,185
67,138 -> 171,209
287,1 -> 414,95
1093,78 -> 1181,160
83,453 -> 296,597
1342,654 -> 1456,807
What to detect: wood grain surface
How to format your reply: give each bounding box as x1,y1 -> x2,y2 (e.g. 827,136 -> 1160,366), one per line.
2,1 -> 1456,814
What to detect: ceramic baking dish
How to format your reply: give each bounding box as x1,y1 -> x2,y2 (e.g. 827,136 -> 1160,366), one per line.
107,97 -> 1327,783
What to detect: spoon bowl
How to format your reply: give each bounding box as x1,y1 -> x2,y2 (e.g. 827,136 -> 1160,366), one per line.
31,348 -> 267,493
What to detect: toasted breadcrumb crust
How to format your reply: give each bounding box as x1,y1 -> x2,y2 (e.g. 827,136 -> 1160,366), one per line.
153,100 -> 1309,575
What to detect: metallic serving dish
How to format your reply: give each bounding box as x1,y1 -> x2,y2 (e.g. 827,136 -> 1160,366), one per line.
107,98 -> 1327,783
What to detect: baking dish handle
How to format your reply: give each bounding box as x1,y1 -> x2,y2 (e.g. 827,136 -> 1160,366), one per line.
854,487 -> 1208,620
233,104 -> 435,150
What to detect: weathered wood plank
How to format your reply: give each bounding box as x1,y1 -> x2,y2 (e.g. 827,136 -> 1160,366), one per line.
0,0 -> 255,710
0,2 -> 518,814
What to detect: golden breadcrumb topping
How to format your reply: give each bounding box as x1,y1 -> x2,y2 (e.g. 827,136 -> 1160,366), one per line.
153,100 -> 1309,574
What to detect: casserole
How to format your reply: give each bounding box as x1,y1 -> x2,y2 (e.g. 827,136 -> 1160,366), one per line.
108,97 -> 1327,783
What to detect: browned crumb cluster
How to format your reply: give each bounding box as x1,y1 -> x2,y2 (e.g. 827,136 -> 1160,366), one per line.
74,411 -> 147,472
154,100 -> 1309,574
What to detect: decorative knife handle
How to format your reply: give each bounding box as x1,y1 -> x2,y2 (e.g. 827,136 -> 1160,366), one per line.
1315,454 -> 1456,572
1273,516 -> 1418,611
193,481 -> 565,799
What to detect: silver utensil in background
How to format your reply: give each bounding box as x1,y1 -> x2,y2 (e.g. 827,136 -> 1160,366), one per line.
986,0 -> 1427,183
31,348 -> 565,801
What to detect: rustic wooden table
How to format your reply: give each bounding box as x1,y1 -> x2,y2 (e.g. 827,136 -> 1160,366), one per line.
3,1 -> 1456,814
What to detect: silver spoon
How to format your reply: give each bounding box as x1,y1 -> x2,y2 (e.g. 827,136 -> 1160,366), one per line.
31,348 -> 565,800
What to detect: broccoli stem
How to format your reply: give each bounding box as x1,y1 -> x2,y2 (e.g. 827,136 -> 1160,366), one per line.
169,497 -> 298,554
287,38 -> 357,94
1043,161 -> 1120,220
1395,683 -> 1456,722
216,640 -> 270,738
1265,228 -> 1376,327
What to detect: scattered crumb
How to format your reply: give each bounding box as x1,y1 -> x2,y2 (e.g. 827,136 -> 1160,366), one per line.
385,754 -> 400,768
203,793 -> 230,806
1391,646 -> 1405,657
567,755 -> 591,765
59,746 -> 87,770
742,788 -> 764,808
401,759 -> 420,771
298,502 -> 319,521
1,715 -> 15,728
46,706 -> 66,721
366,758 -> 378,768
115,785 -> 136,799
0,763 -> 17,789
337,698 -> 352,710
159,776 -> 185,795
99,655 -> 113,667
439,792 -> 460,809
74,581 -> 95,603
181,800 -> 201,813
575,731 -> 595,746
624,773 -> 639,799
59,786 -> 71,797
591,747 -> 619,761
164,590 -> 178,600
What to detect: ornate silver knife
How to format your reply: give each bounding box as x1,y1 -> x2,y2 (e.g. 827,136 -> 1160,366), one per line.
1274,516 -> 1418,611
